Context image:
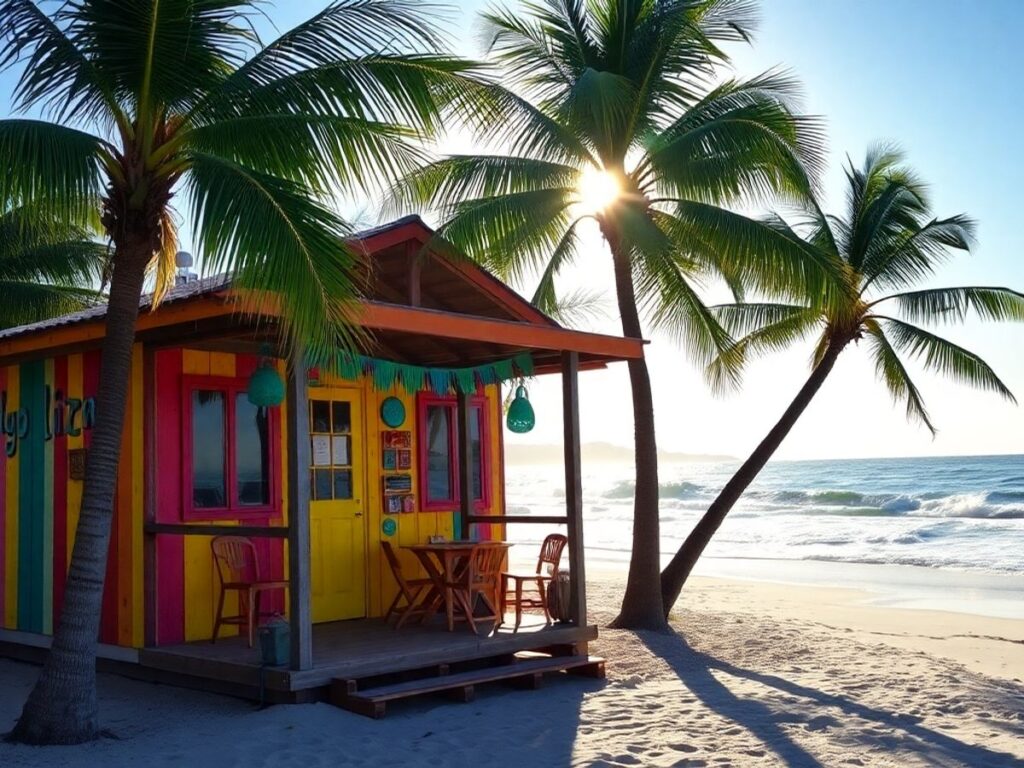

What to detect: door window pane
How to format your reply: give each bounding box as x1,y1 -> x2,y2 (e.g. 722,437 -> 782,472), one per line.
310,401 -> 331,433
192,390 -> 226,508
332,402 -> 351,433
235,394 -> 270,506
312,468 -> 333,500
333,469 -> 352,500
425,405 -> 452,502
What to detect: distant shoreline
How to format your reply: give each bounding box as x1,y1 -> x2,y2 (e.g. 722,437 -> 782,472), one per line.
505,440 -> 736,465
505,443 -> 1024,466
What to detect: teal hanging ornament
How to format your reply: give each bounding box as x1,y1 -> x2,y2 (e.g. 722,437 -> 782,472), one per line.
506,384 -> 535,433
247,351 -> 285,408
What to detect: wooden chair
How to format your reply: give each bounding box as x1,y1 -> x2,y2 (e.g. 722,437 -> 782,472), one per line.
381,541 -> 433,629
501,533 -> 567,630
211,536 -> 288,647
446,542 -> 507,634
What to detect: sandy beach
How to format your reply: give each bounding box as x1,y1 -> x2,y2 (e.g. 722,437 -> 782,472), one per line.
2,571 -> 1022,768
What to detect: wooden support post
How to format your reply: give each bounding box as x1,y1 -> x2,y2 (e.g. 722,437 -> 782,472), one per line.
456,391 -> 473,540
562,351 -> 587,627
407,241 -> 422,307
286,355 -> 313,670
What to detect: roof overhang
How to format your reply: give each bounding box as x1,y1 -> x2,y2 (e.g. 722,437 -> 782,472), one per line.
0,291 -> 644,372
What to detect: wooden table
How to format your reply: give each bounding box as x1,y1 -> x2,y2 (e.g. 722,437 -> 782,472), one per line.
406,541 -> 511,632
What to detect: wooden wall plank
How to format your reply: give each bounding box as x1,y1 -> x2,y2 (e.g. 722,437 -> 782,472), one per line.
41,358 -> 54,634
0,366 -> 6,625
80,348 -> 118,644
65,354 -> 83,567
131,343 -> 145,646
18,359 -> 44,632
51,356 -> 68,631
154,348 -> 184,644
3,366 -> 17,629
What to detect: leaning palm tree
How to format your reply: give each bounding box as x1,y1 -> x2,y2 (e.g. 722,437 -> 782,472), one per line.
0,205 -> 105,328
0,0 -> 481,744
391,0 -> 832,628
660,146 -> 1024,614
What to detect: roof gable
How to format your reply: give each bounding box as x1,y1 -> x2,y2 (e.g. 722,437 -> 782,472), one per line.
355,216 -> 558,327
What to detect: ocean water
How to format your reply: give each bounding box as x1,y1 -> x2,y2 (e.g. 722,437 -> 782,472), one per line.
504,454 -> 1024,576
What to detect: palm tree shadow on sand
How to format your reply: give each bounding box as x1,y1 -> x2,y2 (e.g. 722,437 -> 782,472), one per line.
639,630 -> 1024,768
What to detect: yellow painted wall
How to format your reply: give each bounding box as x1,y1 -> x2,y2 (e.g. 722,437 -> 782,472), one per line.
171,354 -> 506,640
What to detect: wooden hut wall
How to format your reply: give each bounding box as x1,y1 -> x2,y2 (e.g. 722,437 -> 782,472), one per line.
152,350 -> 506,647
1,346 -> 145,647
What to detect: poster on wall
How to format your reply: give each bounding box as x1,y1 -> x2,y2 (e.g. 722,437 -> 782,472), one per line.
311,435 -> 331,466
332,435 -> 350,466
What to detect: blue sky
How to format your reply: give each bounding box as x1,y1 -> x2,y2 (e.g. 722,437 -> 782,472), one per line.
3,1 -> 1023,460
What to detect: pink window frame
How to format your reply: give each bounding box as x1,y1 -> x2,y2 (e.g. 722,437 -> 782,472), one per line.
181,375 -> 281,520
416,392 -> 491,511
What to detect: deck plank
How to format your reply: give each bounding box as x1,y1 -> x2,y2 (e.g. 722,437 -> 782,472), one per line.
139,615 -> 598,693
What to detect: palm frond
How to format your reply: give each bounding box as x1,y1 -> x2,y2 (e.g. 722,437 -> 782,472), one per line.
877,286 -> 1024,325
443,78 -> 596,163
877,316 -> 1016,402
640,71 -> 824,206
388,154 -> 578,218
705,304 -> 822,393
433,188 -> 577,283
865,323 -> 935,434
0,280 -> 102,329
859,214 -> 975,293
0,0 -> 123,126
0,119 -> 107,219
188,113 -> 424,194
657,199 -> 845,307
630,228 -> 735,365
479,3 -> 583,104
711,302 -> 818,338
529,218 -> 583,318
65,0 -> 258,114
541,288 -> 606,326
185,151 -> 361,362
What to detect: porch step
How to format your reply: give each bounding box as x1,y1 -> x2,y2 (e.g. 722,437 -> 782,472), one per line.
331,653 -> 605,718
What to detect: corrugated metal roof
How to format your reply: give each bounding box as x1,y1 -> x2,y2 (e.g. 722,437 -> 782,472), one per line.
0,273 -> 233,342
0,214 -> 557,345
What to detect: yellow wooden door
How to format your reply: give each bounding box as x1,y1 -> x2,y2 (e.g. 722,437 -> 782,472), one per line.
308,388 -> 367,622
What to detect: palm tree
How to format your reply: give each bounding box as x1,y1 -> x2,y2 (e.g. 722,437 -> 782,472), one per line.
0,205 -> 105,328
0,0 -> 481,744
391,0 -> 833,629
660,146 -> 1024,614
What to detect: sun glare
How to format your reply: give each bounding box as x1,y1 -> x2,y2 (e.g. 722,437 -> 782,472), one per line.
578,167 -> 621,214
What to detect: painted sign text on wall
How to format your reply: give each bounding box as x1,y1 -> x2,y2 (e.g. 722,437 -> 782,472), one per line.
1,387 -> 96,457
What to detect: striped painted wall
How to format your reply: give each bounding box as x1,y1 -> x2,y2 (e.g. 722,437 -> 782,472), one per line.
1,343 -> 505,650
0,346 -> 144,646
152,351 -> 505,646
152,349 -> 289,645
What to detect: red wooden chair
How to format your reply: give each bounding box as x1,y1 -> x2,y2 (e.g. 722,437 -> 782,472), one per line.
381,541 -> 433,629
455,542 -> 507,634
211,536 -> 288,647
501,533 -> 567,630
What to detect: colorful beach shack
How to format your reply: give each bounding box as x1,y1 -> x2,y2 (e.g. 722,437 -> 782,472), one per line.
0,216 -> 642,711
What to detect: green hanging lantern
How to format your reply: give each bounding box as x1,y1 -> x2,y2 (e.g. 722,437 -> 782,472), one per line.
506,384 -> 535,433
247,362 -> 285,408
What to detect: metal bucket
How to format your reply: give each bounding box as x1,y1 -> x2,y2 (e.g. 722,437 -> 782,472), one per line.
258,618 -> 290,666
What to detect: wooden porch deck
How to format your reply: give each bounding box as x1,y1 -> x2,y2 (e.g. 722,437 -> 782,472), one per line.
138,615 -> 597,702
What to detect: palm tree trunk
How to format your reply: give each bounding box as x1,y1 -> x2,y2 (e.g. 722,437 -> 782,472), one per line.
603,224 -> 668,631
10,241 -> 151,745
659,338 -> 847,617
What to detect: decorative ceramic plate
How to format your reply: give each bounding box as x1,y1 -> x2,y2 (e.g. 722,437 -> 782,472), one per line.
380,396 -> 406,428
382,518 -> 398,536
